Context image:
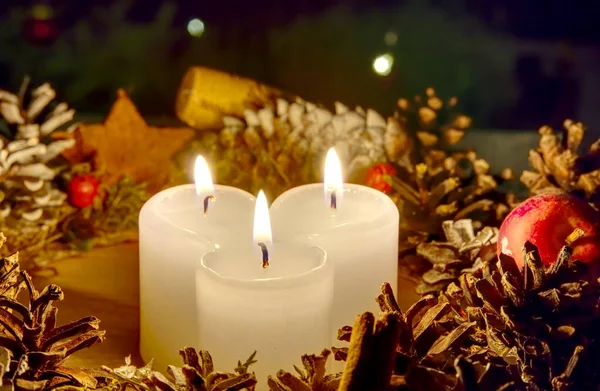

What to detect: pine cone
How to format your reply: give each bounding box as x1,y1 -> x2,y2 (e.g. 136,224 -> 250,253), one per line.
372,90 -> 516,291
174,98 -> 390,200
412,219 -> 498,294
394,87 -> 472,165
336,236 -> 600,390
0,78 -> 76,226
440,239 -> 600,390
0,234 -> 21,300
267,349 -> 341,391
333,284 -> 461,391
521,120 -> 600,209
103,347 -> 258,391
0,267 -> 105,389
388,152 -> 514,288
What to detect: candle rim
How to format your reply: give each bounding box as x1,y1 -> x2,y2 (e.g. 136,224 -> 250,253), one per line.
197,244 -> 331,288
141,184 -> 256,233
270,183 -> 399,229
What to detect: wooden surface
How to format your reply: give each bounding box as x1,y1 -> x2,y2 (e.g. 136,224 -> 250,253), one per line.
33,243 -> 143,369
32,243 -> 420,370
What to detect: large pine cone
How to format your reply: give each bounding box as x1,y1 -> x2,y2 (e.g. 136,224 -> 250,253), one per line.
337,239 -> 600,390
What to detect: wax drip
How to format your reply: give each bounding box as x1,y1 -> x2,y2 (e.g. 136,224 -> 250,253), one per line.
258,242 -> 269,269
203,195 -> 215,216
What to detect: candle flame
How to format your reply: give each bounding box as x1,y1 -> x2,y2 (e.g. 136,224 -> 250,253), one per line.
194,155 -> 215,195
194,156 -> 216,215
253,190 -> 273,245
324,148 -> 343,209
253,190 -> 272,268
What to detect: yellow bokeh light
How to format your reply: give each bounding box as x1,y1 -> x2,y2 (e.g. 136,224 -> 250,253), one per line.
372,53 -> 394,76
384,31 -> 398,46
187,18 -> 205,37
32,4 -> 53,20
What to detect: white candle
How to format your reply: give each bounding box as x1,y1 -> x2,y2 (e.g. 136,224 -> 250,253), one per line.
196,191 -> 333,383
270,149 -> 399,334
139,157 -> 255,370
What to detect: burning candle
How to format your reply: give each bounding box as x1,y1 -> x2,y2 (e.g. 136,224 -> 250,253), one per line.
139,156 -> 255,370
196,191 -> 333,383
270,148 -> 399,335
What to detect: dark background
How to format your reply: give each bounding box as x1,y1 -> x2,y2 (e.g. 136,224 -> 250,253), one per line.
1,0 -> 599,135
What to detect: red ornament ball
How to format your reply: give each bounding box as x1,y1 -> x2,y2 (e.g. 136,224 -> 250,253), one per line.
497,193 -> 600,269
68,175 -> 99,208
366,163 -> 397,194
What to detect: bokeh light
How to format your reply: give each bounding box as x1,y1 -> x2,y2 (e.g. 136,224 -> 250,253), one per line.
31,3 -> 53,20
187,18 -> 205,37
372,53 -> 394,76
384,31 -> 398,46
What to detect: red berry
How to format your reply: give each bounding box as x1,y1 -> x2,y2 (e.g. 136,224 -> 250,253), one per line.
23,18 -> 59,46
366,163 -> 396,194
497,193 -> 600,269
68,175 -> 99,208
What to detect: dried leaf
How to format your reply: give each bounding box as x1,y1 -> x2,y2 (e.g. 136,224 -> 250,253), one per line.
61,90 -> 195,193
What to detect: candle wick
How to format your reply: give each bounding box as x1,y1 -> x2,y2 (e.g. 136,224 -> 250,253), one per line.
330,191 -> 337,210
203,195 -> 216,216
258,242 -> 269,269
